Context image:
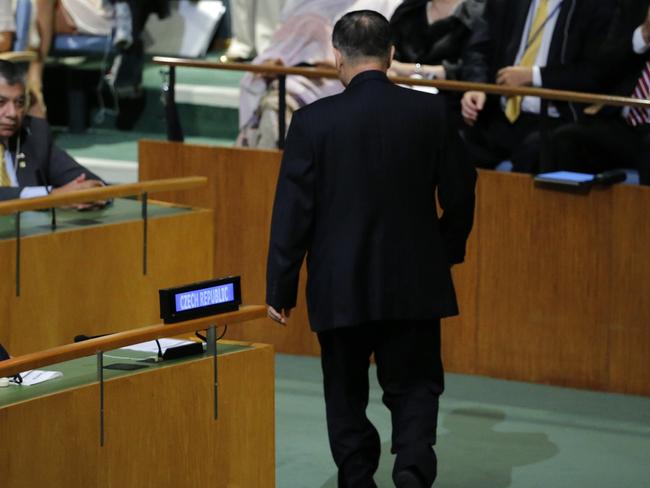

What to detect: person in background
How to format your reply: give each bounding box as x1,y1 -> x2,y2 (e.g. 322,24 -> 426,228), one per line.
27,0 -> 169,126
0,59 -> 104,205
389,0 -> 484,81
266,10 -> 476,488
223,0 -> 287,61
541,0 -> 650,185
0,2 -> 15,53
459,0 -> 616,173
237,0 -> 402,148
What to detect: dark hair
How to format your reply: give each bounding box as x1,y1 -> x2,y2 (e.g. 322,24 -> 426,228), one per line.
0,60 -> 27,86
332,10 -> 392,62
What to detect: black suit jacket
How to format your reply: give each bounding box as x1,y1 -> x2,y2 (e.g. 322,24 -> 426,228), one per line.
462,0 -> 616,120
0,117 -> 102,201
597,0 -> 650,100
266,71 -> 477,332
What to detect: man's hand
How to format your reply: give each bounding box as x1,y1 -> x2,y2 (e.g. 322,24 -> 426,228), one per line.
267,305 -> 292,325
642,6 -> 650,44
496,66 -> 533,87
461,91 -> 486,126
51,173 -> 105,210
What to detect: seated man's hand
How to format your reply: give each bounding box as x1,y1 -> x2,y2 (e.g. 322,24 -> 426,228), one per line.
51,173 -> 106,210
497,66 -> 533,87
461,91 -> 486,126
256,58 -> 284,82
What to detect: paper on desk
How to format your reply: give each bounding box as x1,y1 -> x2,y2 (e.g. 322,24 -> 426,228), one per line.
18,370 -> 63,386
120,338 -> 195,354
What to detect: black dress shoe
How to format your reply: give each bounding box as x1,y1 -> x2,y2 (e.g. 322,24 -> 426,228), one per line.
394,468 -> 425,488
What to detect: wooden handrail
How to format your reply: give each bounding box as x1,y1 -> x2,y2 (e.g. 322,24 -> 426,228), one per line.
0,176 -> 207,216
153,56 -> 650,110
0,305 -> 267,378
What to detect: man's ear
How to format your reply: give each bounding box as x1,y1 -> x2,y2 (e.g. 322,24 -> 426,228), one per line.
333,48 -> 343,70
387,45 -> 395,69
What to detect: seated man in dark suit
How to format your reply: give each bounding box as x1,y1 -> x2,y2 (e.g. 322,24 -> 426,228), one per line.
541,0 -> 650,185
0,59 -> 104,203
460,0 -> 615,173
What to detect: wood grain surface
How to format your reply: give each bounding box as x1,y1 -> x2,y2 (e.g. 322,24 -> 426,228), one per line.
139,142 -> 650,396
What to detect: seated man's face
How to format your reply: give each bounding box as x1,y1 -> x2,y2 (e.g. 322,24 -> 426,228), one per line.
0,81 -> 26,139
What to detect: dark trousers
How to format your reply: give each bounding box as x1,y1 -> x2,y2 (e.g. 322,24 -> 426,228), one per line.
463,111 -> 564,173
541,116 -> 650,185
317,319 -> 444,488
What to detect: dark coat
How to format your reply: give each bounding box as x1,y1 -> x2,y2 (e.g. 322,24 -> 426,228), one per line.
597,0 -> 650,101
462,0 -> 617,121
390,0 -> 485,80
0,117 -> 102,201
266,71 -> 477,332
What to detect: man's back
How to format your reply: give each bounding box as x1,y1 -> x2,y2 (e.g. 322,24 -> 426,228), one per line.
267,70 -> 476,331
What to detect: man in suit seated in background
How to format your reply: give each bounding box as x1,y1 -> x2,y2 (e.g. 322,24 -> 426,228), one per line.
0,59 -> 104,204
460,0 -> 616,173
540,0 -> 650,185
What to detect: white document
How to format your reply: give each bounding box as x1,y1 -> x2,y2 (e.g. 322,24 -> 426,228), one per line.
17,370 -> 63,386
120,338 -> 195,354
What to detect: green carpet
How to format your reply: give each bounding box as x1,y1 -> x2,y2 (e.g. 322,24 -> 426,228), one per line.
275,354 -> 650,488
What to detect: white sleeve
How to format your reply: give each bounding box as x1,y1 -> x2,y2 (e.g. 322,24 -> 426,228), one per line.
633,27 -> 650,54
19,186 -> 51,199
532,66 -> 542,87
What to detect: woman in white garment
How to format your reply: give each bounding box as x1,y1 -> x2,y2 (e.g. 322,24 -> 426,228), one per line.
237,0 -> 403,148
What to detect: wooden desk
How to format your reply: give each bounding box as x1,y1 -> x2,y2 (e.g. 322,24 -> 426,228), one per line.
0,340 -> 274,488
138,142 -> 650,396
0,199 -> 213,355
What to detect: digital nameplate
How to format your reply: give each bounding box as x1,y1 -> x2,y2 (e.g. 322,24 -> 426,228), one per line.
175,283 -> 235,312
159,276 -> 241,324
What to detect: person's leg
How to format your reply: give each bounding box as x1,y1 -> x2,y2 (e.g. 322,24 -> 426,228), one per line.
317,326 -> 380,488
543,117 -> 637,175
460,111 -> 514,169
0,1 -> 14,52
225,0 -> 256,60
253,0 -> 285,55
27,0 -> 72,117
635,127 -> 650,185
374,319 -> 443,488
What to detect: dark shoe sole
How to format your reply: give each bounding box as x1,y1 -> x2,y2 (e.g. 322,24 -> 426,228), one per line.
394,469 -> 424,488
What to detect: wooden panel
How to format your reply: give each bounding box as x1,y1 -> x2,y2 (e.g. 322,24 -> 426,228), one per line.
608,185 -> 650,395
0,208 -> 213,355
139,141 -> 321,356
2,387 -> 100,487
441,218 -> 479,375
475,172 -> 612,390
139,142 -> 650,396
1,342 -> 275,488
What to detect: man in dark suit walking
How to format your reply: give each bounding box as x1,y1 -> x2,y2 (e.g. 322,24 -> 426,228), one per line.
541,0 -> 650,185
266,10 -> 476,488
460,0 -> 615,173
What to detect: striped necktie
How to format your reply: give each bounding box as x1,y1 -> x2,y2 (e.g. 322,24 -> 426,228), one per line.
626,60 -> 650,126
505,0 -> 549,123
0,143 -> 11,187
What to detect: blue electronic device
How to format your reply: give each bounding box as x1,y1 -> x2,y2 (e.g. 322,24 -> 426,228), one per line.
159,276 -> 241,323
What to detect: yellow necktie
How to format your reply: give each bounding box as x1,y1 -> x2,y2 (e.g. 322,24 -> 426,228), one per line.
505,0 -> 549,123
0,143 -> 11,187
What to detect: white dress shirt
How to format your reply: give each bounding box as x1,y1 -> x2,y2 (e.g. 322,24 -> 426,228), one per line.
505,0 -> 563,116
3,145 -> 50,199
